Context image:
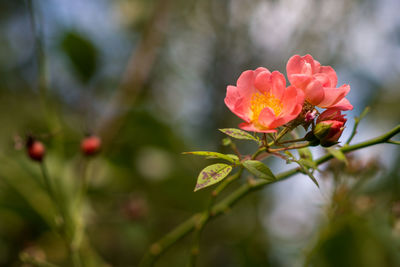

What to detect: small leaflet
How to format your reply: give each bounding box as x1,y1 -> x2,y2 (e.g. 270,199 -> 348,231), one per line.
242,160 -> 276,181
194,163 -> 233,192
219,128 -> 261,145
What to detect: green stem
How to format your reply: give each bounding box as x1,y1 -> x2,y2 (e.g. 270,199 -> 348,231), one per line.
138,124 -> 400,267
387,140 -> 400,145
40,162 -> 82,267
267,142 -> 310,152
188,169 -> 243,266
76,159 -> 89,207
40,162 -> 57,206
346,106 -> 370,145
278,137 -> 306,145
274,127 -> 292,144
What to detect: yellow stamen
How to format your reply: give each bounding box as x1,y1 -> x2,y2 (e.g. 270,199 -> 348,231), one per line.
250,92 -> 282,125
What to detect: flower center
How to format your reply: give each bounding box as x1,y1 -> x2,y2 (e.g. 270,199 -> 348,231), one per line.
250,92 -> 283,122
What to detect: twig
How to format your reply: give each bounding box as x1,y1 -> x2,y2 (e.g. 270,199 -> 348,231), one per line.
346,106 -> 370,145
138,124 -> 400,267
277,137 -> 306,145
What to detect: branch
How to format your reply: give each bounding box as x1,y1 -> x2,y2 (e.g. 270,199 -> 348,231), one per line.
139,124 -> 400,266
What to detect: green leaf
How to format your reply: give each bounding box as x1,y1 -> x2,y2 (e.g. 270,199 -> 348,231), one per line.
219,128 -> 261,145
194,164 -> 233,192
60,31 -> 98,83
183,151 -> 239,164
298,159 -> 317,170
302,168 -> 319,188
298,147 -> 313,160
326,147 -> 348,166
242,160 -> 276,181
294,159 -> 319,187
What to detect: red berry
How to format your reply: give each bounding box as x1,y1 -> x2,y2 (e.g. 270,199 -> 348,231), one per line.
81,136 -> 101,156
28,141 -> 45,162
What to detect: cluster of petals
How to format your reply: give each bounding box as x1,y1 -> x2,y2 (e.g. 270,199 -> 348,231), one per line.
225,55 -> 353,134
286,54 -> 353,111
224,68 -> 304,133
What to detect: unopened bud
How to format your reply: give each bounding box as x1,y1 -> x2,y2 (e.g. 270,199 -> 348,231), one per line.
305,110 -> 317,123
27,138 -> 45,162
81,135 -> 101,156
304,132 -> 320,146
313,108 -> 347,146
313,122 -> 333,139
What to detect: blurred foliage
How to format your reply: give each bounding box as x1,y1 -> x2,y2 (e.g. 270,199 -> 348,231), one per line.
60,31 -> 98,83
0,0 -> 399,266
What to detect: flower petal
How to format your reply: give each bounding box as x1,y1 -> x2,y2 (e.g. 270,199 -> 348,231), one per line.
239,122 -> 277,133
258,107 -> 277,128
254,71 -> 285,99
287,55 -> 312,82
224,85 -> 251,122
237,68 -> 269,89
318,66 -> 337,87
318,84 -> 350,108
329,97 -> 353,111
304,79 -> 325,105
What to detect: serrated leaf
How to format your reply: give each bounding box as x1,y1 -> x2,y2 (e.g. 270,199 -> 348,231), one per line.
219,128 -> 261,145
194,164 -> 233,192
326,147 -> 348,166
183,151 -> 239,164
242,160 -> 276,181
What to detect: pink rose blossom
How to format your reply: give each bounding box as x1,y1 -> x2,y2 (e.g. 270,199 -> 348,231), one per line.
286,54 -> 353,111
225,68 -> 304,133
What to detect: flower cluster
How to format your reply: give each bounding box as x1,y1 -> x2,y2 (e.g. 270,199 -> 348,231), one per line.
225,54 -> 352,145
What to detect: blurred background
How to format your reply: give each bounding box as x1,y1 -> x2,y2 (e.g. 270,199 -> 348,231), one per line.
1,0 -> 400,266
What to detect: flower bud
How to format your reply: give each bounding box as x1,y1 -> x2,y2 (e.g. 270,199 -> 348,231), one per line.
305,110 -> 317,123
27,138 -> 45,162
304,132 -> 320,146
313,109 -> 346,146
81,135 -> 101,156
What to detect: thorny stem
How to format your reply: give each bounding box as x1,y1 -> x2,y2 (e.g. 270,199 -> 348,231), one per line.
138,124 -> 400,267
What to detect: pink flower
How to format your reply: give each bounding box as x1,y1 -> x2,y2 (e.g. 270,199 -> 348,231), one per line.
286,55 -> 353,111
314,108 -> 347,146
225,68 -> 304,133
